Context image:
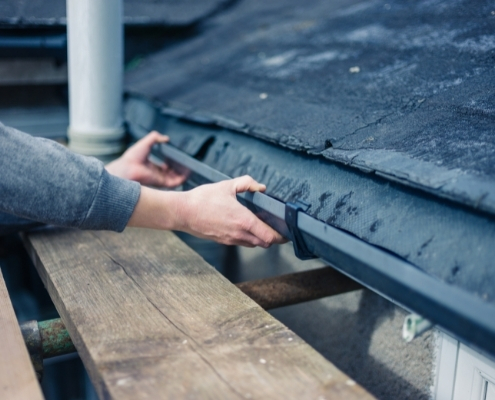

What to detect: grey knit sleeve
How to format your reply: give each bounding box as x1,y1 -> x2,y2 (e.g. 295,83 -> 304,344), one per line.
0,122 -> 141,232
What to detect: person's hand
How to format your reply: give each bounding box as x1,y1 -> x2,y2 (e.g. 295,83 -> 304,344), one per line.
175,175 -> 287,247
128,175 -> 287,248
105,131 -> 186,188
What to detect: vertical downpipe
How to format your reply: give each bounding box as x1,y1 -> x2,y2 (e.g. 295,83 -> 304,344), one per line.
67,0 -> 125,158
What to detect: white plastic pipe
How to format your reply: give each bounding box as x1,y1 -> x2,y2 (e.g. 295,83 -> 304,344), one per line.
67,0 -> 125,157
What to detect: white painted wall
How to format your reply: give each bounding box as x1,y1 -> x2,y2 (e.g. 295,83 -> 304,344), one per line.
434,332 -> 495,400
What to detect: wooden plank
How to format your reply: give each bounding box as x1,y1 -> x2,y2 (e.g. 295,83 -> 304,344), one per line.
0,269 -> 44,400
24,228 -> 374,400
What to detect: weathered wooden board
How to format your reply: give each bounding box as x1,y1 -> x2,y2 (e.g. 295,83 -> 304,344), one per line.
0,269 -> 44,400
24,228 -> 373,400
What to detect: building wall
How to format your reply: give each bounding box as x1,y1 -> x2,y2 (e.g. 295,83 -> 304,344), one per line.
434,331 -> 495,400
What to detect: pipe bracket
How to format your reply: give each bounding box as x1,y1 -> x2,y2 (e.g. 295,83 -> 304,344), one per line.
19,320 -> 43,381
285,200 -> 316,260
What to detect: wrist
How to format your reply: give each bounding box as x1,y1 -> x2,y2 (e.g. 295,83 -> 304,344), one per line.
128,186 -> 186,231
105,159 -> 129,180
158,190 -> 186,231
151,189 -> 185,231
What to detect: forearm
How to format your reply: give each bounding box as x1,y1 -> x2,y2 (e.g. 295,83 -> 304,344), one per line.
127,186 -> 184,231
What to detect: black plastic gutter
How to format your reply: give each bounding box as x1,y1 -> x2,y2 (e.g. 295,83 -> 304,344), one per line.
150,142 -> 495,358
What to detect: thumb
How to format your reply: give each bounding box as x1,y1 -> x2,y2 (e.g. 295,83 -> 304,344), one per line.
137,131 -> 169,151
124,131 -> 169,162
232,175 -> 267,194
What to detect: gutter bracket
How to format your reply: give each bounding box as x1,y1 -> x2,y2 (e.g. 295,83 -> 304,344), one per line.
285,200 -> 317,260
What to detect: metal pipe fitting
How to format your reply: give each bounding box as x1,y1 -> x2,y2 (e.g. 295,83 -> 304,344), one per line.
20,318 -> 77,381
19,320 -> 43,381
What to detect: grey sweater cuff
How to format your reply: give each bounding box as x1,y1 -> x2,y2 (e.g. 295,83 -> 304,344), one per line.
80,171 -> 141,232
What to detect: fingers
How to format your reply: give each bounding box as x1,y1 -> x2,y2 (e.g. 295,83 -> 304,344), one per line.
155,162 -> 188,187
145,163 -> 170,187
145,131 -> 169,145
163,170 -> 188,187
120,131 -> 171,167
223,224 -> 272,248
141,162 -> 187,188
228,176 -> 287,246
238,209 -> 287,246
232,175 -> 266,194
135,131 -> 169,152
149,130 -> 169,143
232,223 -> 286,248
247,217 -> 287,245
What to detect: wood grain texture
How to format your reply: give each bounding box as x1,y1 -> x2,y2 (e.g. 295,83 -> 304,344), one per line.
24,228 -> 374,400
0,269 -> 44,400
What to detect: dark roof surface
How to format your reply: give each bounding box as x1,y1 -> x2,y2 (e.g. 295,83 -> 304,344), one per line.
124,0 -> 495,335
126,97 -> 495,311
126,0 -> 495,215
0,0 -> 232,27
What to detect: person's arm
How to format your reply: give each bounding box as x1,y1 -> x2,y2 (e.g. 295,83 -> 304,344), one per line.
104,131 -> 284,247
0,124 -> 284,247
0,122 -> 139,232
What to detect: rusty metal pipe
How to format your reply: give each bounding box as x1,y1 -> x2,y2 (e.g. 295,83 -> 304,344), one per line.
235,267 -> 362,310
38,318 -> 75,359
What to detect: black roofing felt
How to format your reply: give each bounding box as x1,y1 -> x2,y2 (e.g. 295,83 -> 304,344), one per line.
0,0 -> 232,27
126,0 -> 495,216
124,0 -> 495,330
126,97 -> 495,312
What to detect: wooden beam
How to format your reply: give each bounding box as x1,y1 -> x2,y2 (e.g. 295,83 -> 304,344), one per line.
0,269 -> 44,400
24,228 -> 374,400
